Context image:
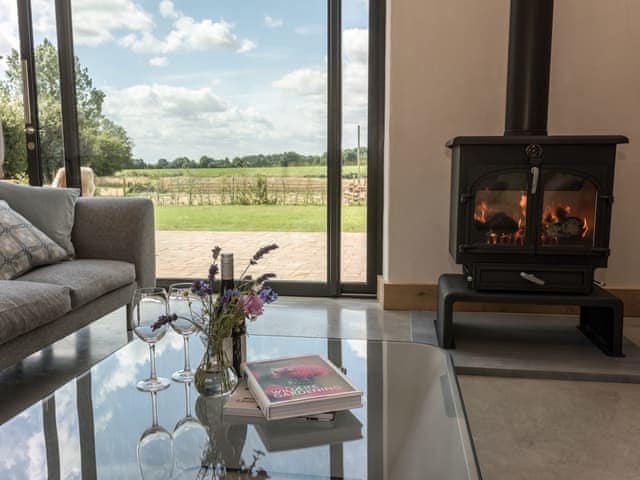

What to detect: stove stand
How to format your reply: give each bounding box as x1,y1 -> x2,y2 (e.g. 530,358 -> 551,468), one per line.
435,274 -> 624,357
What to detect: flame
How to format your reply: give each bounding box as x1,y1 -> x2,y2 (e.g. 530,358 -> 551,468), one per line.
474,201 -> 488,223
582,217 -> 589,238
474,192 -> 527,246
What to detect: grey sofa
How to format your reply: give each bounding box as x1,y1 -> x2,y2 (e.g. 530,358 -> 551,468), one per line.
0,197 -> 155,371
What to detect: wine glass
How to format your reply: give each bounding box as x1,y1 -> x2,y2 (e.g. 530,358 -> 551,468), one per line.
173,381 -> 209,477
133,287 -> 171,392
137,391 -> 174,480
169,283 -> 200,383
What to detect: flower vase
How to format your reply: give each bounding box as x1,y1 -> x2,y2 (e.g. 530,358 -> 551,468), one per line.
195,336 -> 238,397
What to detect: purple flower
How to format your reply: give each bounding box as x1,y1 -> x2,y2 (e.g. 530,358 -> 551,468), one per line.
250,244 -> 279,265
152,313 -> 177,331
242,294 -> 264,317
208,264 -> 219,283
191,280 -> 213,297
258,286 -> 278,304
222,288 -> 240,305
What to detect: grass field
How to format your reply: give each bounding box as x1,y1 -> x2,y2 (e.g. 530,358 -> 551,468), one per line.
120,165 -> 366,178
156,205 -> 366,232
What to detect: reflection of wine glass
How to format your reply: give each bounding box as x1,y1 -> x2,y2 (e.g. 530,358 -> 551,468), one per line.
137,392 -> 174,480
134,287 -> 171,392
169,283 -> 200,383
173,382 -> 209,477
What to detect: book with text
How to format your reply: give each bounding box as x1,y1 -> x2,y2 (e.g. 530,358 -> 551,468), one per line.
244,354 -> 362,421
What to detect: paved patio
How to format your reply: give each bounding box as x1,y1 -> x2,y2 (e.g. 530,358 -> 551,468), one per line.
156,231 -> 367,282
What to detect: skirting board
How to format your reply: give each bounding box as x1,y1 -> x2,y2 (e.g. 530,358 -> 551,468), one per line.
377,276 -> 640,317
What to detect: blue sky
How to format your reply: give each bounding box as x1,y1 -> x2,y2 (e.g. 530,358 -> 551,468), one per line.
1,0 -> 369,163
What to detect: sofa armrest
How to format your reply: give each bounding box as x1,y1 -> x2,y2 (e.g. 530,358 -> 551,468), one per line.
72,197 -> 156,288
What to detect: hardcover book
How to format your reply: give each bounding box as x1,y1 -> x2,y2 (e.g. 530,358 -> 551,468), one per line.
244,354 -> 362,421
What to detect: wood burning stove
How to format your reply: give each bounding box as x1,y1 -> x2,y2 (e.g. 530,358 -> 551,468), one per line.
447,135 -> 626,293
446,0 -> 628,294
438,0 -> 628,357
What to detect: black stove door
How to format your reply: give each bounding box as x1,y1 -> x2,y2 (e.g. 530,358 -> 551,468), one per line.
536,170 -> 599,251
468,169 -> 529,248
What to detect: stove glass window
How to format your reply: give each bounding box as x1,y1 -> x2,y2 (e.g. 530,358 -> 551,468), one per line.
472,171 -> 527,246
539,172 -> 597,248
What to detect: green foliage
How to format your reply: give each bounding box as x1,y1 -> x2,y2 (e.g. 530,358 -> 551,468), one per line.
0,39 -> 134,179
141,148 -> 367,170
155,205 -> 366,232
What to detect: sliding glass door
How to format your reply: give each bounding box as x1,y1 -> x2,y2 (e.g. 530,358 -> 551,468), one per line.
6,0 -> 383,295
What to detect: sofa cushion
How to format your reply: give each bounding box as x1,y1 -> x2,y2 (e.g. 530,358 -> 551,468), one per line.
19,259 -> 136,309
0,182 -> 79,257
0,200 -> 69,280
0,281 -> 72,345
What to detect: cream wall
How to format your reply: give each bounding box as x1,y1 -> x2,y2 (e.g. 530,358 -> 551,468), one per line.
384,0 -> 640,289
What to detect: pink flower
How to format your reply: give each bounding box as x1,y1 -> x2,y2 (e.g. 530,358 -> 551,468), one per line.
242,294 -> 264,318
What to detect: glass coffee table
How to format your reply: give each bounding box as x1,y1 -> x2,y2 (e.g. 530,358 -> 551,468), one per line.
0,332 -> 481,479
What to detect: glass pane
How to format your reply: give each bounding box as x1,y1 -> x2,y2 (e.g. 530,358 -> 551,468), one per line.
472,171 -> 527,246
341,0 -> 369,283
540,172 -> 597,248
31,0 -> 65,185
0,0 -> 27,182
72,0 -> 328,282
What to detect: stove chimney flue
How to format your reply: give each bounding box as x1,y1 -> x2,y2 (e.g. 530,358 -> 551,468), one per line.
504,0 -> 554,136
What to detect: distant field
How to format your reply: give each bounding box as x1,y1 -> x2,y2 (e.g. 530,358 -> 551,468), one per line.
156,205 -> 366,232
119,165 -> 366,178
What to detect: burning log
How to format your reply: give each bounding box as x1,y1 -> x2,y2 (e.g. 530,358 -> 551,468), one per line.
475,212 -> 519,234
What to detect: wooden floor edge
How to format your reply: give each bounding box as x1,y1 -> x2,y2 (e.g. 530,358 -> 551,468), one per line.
377,277 -> 640,316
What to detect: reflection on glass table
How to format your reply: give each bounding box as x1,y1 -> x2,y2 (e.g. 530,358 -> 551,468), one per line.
0,333 -> 481,479
137,391 -> 174,480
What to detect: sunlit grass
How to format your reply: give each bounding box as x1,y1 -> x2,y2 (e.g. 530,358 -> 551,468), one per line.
156,205 -> 366,232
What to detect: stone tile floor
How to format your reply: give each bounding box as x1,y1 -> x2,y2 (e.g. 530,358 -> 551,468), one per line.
156,231 -> 367,282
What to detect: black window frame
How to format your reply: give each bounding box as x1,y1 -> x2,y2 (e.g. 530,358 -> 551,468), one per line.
16,0 -> 385,297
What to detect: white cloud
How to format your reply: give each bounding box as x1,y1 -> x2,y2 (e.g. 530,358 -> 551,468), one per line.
272,28 -> 369,149
102,83 -> 280,160
343,28 -> 368,64
264,15 -> 284,28
149,56 -> 169,67
272,68 -> 326,96
0,0 -> 19,75
121,16 -> 257,54
159,0 -> 180,19
71,0 -> 154,47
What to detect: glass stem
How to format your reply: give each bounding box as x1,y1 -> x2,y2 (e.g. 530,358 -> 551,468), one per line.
149,344 -> 157,380
151,392 -> 159,427
183,336 -> 191,372
184,382 -> 192,418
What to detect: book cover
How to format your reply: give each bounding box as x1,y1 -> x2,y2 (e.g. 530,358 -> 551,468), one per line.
244,354 -> 362,420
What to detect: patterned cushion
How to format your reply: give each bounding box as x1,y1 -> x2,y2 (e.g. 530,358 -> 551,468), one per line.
0,200 -> 68,280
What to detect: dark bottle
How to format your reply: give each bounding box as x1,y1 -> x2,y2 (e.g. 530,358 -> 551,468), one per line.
220,253 -> 246,377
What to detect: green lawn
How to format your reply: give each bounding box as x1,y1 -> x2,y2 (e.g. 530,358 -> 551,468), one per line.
156,205 -> 366,232
120,165 -> 366,179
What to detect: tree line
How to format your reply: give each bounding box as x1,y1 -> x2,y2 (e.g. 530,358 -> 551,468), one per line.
150,147 -> 367,170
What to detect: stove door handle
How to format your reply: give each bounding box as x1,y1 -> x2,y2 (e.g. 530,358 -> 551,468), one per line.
520,271 -> 545,286
530,166 -> 540,195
